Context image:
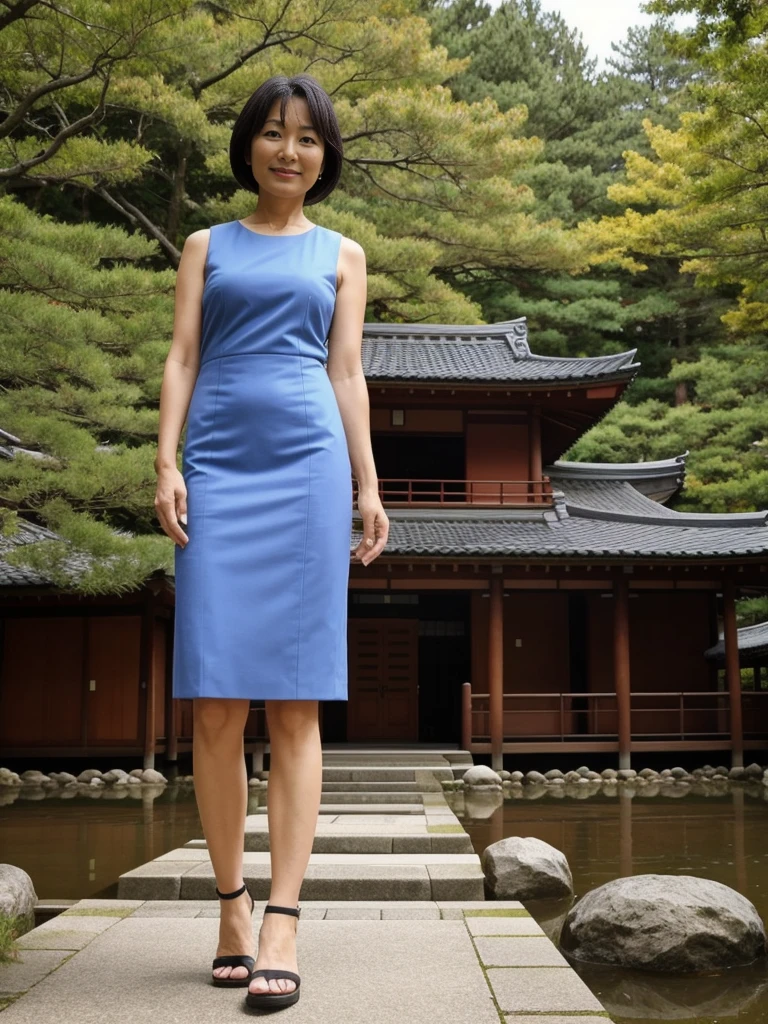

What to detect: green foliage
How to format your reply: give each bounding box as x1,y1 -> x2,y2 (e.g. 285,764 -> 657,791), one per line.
0,914 -> 22,964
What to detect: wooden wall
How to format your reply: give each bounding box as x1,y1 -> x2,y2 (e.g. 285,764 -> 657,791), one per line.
465,421 -> 530,502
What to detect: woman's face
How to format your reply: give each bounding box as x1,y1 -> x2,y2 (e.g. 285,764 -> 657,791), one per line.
246,95 -> 325,198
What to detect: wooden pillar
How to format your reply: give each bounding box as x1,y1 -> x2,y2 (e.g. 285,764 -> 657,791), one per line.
618,786 -> 633,877
528,405 -> 543,502
489,574 -> 504,772
461,681 -> 472,751
723,579 -> 744,768
613,576 -> 632,770
164,617 -> 178,763
141,591 -> 156,771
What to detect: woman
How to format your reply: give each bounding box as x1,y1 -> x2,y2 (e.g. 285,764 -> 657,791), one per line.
154,73 -> 389,1011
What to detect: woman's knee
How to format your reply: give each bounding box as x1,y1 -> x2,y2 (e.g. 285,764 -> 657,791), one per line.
194,698 -> 249,739
266,699 -> 319,738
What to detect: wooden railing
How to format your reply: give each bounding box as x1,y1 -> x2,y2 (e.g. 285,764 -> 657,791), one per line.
461,686 -> 768,746
352,477 -> 553,507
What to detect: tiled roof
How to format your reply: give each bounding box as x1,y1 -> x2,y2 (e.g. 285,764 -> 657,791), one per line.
546,454 -> 687,502
0,518 -> 94,587
2,466 -> 767,592
361,319 -> 640,385
356,504 -> 768,559
704,621 -> 768,664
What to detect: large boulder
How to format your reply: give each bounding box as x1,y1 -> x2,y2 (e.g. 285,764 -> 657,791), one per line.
481,836 -> 573,900
561,874 -> 767,972
0,864 -> 37,936
462,765 -> 502,789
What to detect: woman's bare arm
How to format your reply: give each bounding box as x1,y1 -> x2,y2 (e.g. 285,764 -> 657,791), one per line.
154,228 -> 209,547
327,237 -> 388,566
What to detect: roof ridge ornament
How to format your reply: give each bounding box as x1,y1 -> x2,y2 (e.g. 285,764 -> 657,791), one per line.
500,318 -> 530,359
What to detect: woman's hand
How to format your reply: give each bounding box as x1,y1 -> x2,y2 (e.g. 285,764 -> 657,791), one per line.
155,466 -> 189,548
353,489 -> 389,566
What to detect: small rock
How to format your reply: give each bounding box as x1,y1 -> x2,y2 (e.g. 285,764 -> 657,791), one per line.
89,777 -> 106,788
77,770 -> 103,783
50,772 -> 77,784
525,770 -> 547,784
0,864 -> 37,936
729,767 -> 746,780
586,771 -> 602,781
576,766 -> 591,777
482,836 -> 573,900
141,769 -> 167,785
544,769 -> 564,780
744,763 -> 764,778
20,770 -> 49,783
565,771 -> 582,783
0,768 -> 21,786
463,765 -> 502,788
638,768 -> 657,779
670,767 -> 688,779
129,769 -> 145,779
498,770 -> 511,780
715,765 -> 731,776
509,771 -> 524,782
549,778 -> 565,786
617,769 -> 637,781
601,768 -> 618,780
127,776 -> 141,786
114,778 -> 129,787
660,769 -> 673,777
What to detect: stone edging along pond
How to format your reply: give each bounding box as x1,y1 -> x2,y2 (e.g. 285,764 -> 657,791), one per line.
442,761 -> 768,791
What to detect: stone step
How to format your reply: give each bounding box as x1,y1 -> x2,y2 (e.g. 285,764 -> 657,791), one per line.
322,767 -> 451,783
318,792 -> 423,804
321,781 -> 423,792
117,851 -> 485,902
254,803 -> 426,815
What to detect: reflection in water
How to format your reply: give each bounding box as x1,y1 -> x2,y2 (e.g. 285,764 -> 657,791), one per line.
0,783 -> 267,900
450,782 -> 768,1024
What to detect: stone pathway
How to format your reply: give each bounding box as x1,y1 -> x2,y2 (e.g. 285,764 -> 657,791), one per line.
1,752 -> 614,1021
0,899 -> 611,1022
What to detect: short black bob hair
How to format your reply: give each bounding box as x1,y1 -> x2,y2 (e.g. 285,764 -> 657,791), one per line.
229,74 -> 343,206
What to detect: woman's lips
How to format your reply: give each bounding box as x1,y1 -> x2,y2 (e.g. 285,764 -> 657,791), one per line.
271,168 -> 300,178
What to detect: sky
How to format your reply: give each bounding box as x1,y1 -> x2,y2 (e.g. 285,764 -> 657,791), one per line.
531,0 -> 696,70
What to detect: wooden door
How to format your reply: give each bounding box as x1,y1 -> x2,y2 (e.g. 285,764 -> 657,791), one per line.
347,619 -> 419,741
86,616 -> 142,744
0,616 -> 85,748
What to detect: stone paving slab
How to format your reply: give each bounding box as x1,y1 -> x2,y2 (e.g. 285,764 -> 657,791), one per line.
474,936 -> 571,967
16,915 -> 120,951
503,1019 -> 610,1024
487,966 -> 607,1014
0,950 -> 72,995
465,915 -> 546,936
156,848 -> 479,865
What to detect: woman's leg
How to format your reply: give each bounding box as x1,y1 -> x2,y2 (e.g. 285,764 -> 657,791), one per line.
248,698 -> 322,996
193,697 -> 253,981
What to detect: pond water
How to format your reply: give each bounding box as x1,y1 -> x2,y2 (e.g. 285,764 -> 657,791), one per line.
2,780 -> 768,1022
447,783 -> 768,1024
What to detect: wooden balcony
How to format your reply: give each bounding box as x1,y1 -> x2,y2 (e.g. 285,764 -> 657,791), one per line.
461,686 -> 768,754
353,477 -> 554,508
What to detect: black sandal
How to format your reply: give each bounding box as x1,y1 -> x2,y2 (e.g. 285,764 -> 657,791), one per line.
211,882 -> 256,988
244,904 -> 301,1010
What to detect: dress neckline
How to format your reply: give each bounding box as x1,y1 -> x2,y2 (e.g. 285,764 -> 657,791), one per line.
235,220 -> 318,238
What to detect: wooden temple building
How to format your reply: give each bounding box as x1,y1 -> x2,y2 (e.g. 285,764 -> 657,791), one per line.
1,318 -> 767,769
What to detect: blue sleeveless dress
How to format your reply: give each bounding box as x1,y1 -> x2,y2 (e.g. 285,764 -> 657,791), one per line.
172,220 -> 352,701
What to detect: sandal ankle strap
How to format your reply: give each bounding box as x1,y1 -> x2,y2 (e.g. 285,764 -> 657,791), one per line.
264,903 -> 301,918
216,882 -> 248,900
